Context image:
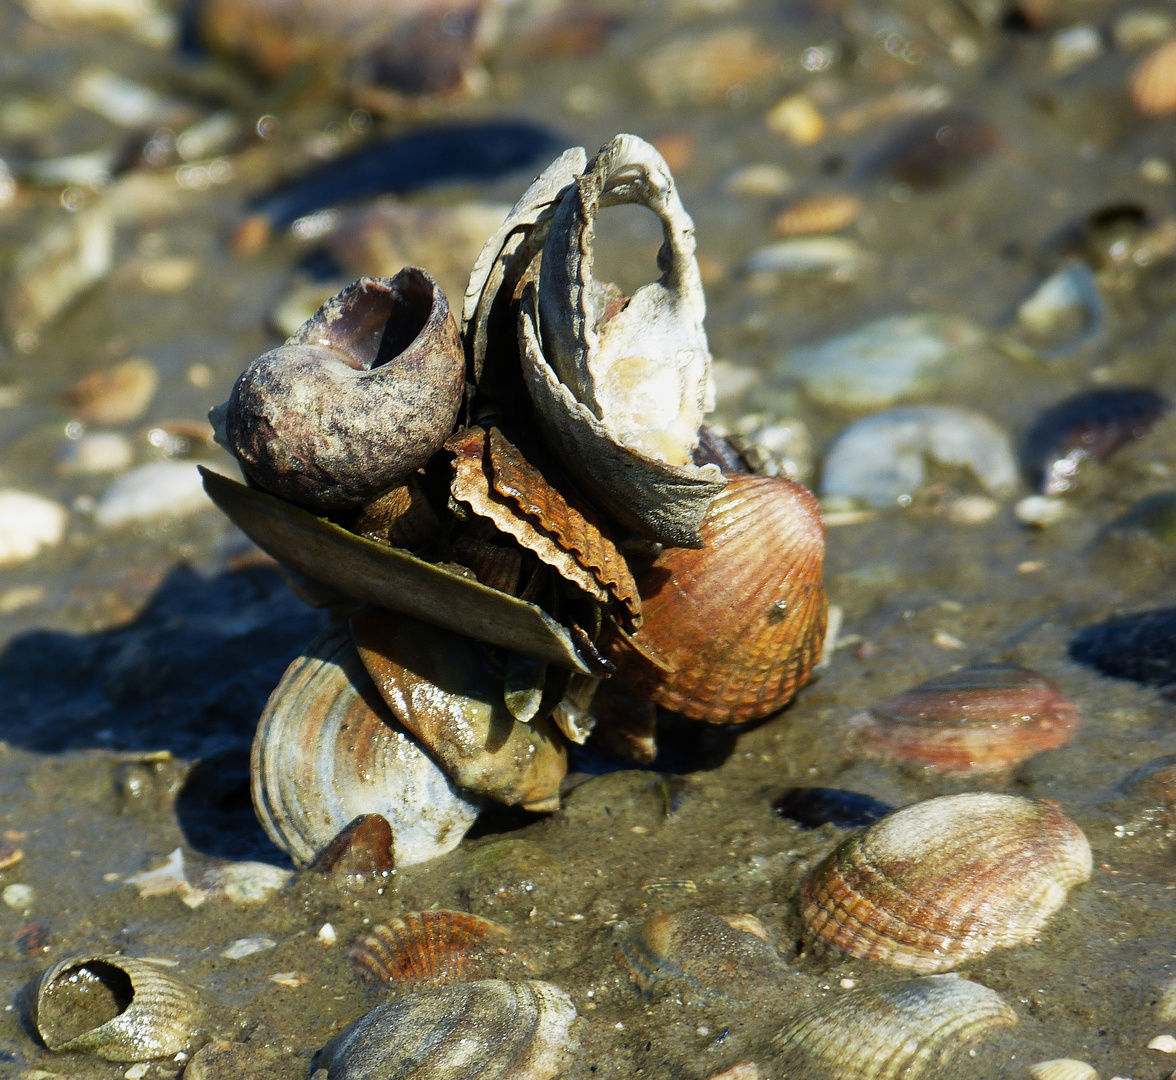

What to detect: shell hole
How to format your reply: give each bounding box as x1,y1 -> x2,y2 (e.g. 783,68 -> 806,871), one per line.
591,203 -> 666,299
40,961 -> 133,1044
373,271 -> 434,368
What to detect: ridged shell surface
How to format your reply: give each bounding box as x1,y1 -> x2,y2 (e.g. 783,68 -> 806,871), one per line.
605,473 -> 827,723
251,624 -> 482,868
351,910 -> 511,987
314,979 -> 576,1080
35,954 -> 206,1062
772,974 -> 1016,1080
799,793 -> 1092,972
1028,1060 -> 1098,1080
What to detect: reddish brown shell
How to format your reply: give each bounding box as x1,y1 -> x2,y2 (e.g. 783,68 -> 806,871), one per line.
604,473 -> 827,723
799,793 -> 1092,973
848,662 -> 1079,775
351,910 -> 511,988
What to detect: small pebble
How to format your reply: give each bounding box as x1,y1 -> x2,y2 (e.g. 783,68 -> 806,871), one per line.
2,883 -> 33,909
0,585 -> 46,613
199,861 -> 292,904
0,491 -> 67,566
1049,25 -> 1103,75
1114,10 -> 1175,50
138,256 -> 197,293
1150,1034 -> 1176,1052
745,237 -> 868,280
56,430 -> 134,476
765,93 -> 826,145
93,461 -> 217,528
947,495 -> 1001,524
124,1063 -> 150,1079
318,923 -> 337,945
840,978 -> 856,988
725,163 -> 793,197
221,935 -> 277,960
1018,560 -> 1046,573
1141,156 -> 1174,183
1015,494 -> 1071,528
933,630 -> 966,650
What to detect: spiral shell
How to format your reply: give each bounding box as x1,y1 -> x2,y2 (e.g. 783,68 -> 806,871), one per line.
799,793 -> 1092,972
213,268 -> 464,512
351,911 -> 513,987
34,954 -> 207,1062
771,974 -> 1016,1080
847,662 -> 1079,775
251,624 -> 482,869
314,980 -> 576,1080
605,473 -> 827,723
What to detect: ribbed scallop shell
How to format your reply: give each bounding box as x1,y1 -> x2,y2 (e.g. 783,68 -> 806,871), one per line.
605,473 -> 827,723
799,793 -> 1092,972
771,974 -> 1016,1080
351,911 -> 511,987
848,662 -> 1079,775
35,954 -> 206,1062
1028,1060 -> 1098,1080
314,979 -> 576,1080
251,624 -> 482,869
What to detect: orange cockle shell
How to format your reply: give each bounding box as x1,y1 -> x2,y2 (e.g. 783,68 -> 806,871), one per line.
604,473 -> 827,724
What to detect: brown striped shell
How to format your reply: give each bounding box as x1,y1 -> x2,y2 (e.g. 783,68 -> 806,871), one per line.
351,911 -> 514,988
772,194 -> 863,237
847,662 -> 1080,775
771,974 -> 1016,1080
799,793 -> 1091,972
604,473 -> 827,723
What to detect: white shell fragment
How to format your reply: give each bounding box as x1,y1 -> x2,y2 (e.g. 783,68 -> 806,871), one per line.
0,490 -> 67,565
744,237 -> 870,279
820,405 -> 1018,507
777,313 -> 987,409
1028,1060 -> 1098,1080
1016,261 -> 1106,359
1151,1035 -> 1176,1053
220,935 -> 276,960
94,461 -> 217,528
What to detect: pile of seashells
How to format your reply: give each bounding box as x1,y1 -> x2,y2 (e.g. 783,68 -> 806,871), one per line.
202,133 -> 830,871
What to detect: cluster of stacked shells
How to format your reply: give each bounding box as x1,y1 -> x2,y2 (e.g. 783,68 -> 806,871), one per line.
204,133 -> 830,870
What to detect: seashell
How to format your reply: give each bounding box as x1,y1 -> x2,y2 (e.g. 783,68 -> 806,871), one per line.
847,662 -> 1080,775
604,473 -> 827,724
524,133 -> 726,546
771,974 -> 1017,1080
1116,11 -> 1175,51
309,813 -> 396,875
251,623 -> 483,869
350,910 -> 513,987
1021,387 -> 1169,495
1028,1060 -> 1098,1080
744,237 -> 869,280
351,607 -> 568,811
63,357 -> 158,425
185,1040 -> 304,1080
313,979 -> 576,1080
212,269 -> 464,512
799,793 -> 1092,972
868,110 -> 1001,189
0,490 -> 67,566
1048,24 -> 1102,75
1070,607 -> 1176,692
620,908 -> 788,1000
704,1064 -> 761,1080
820,405 -> 1018,508
447,425 -> 641,624
777,314 -> 988,410
639,28 -> 783,109
1131,38 -> 1176,115
772,787 -> 894,829
589,683 -> 658,763
765,93 -> 827,146
1016,261 -> 1106,360
34,954 -> 207,1062
772,194 -> 863,237
200,469 -> 594,673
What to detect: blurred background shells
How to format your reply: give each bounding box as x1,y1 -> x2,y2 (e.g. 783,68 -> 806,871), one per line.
799,793 -> 1092,972
250,623 -> 483,869
771,975 -> 1017,1080
34,954 -> 206,1062
847,662 -> 1080,775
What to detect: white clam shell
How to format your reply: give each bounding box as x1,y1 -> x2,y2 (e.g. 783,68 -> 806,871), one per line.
1028,1060 -> 1098,1080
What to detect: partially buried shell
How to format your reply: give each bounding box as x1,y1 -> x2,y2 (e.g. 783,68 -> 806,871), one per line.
799,793 -> 1092,972
211,268 -> 464,512
251,623 -> 482,869
351,910 -> 515,987
604,473 -> 827,723
313,980 -> 576,1080
847,662 -> 1080,775
771,974 -> 1016,1080
34,954 -> 206,1062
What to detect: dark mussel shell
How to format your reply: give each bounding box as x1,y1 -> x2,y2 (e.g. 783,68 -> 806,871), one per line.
773,788 -> 895,829
1070,608 -> 1176,691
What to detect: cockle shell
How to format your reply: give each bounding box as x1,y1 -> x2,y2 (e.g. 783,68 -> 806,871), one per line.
351,911 -> 517,987
34,954 -> 207,1062
251,623 -> 482,868
771,974 -> 1017,1080
799,793 -> 1092,972
351,607 -> 568,811
604,473 -> 827,724
212,268 -> 464,512
312,980 -> 577,1080
848,662 -> 1080,775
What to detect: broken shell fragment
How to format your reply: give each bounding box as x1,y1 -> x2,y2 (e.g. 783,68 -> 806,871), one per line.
799,793 -> 1092,972
771,974 -> 1016,1080
251,623 -> 482,869
313,980 -> 576,1080
350,910 -> 513,987
352,607 -> 568,811
605,473 -> 827,724
848,662 -> 1080,775
213,269 -> 464,512
1028,1060 -> 1098,1080
34,954 -> 206,1062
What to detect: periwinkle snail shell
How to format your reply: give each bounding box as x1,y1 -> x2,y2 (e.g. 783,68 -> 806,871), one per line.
34,954 -> 207,1062
212,267 -> 464,511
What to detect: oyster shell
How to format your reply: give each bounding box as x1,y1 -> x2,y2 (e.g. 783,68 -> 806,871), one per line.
251,624 -> 483,868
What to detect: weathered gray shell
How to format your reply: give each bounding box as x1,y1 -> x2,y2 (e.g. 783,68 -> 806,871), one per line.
212,268 -> 464,511
251,623 -> 482,868
772,974 -> 1016,1080
34,954 -> 207,1062
313,980 -> 576,1080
